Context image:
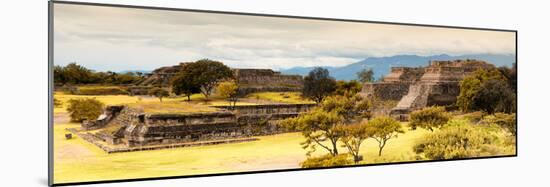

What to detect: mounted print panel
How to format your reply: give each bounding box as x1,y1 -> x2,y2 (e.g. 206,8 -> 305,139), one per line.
49,1 -> 517,186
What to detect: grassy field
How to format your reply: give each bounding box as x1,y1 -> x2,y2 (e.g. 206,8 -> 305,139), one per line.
245,92 -> 315,104
53,122 -> 430,184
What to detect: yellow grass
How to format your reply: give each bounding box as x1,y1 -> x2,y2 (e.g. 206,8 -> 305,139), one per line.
53,121 -> 430,184
53,92 -> 258,114
246,92 -> 315,104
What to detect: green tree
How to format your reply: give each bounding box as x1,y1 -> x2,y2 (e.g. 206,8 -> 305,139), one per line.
334,80 -> 363,97
66,98 -> 104,122
282,108 -> 342,156
217,80 -> 239,109
357,68 -> 374,83
366,116 -> 404,156
148,87 -> 170,102
457,69 -> 505,112
303,67 -> 337,103
409,106 -> 450,131
171,66 -> 201,101
321,95 -> 370,123
472,79 -> 516,114
188,59 -> 234,100
337,121 -> 370,163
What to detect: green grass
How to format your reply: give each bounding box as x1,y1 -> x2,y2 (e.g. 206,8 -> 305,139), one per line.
245,92 -> 315,104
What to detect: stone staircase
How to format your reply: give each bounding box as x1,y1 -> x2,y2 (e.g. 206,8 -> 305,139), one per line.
390,83 -> 430,120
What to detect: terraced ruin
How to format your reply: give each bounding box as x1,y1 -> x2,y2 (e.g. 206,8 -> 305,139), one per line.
360,59 -> 495,120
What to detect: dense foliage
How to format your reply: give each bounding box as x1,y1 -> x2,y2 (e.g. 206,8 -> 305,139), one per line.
334,80 -> 363,97
300,154 -> 353,168
171,64 -> 201,101
457,66 -> 516,114
481,113 -> 517,136
66,98 -> 104,122
302,67 -> 337,103
413,119 -> 515,159
172,59 -> 233,100
76,86 -> 129,95
409,106 -> 450,131
54,63 -> 143,85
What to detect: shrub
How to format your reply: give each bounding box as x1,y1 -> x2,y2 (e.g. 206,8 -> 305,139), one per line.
77,86 -> 129,95
148,87 -> 170,102
53,98 -> 63,108
461,111 -> 486,123
413,119 -> 515,160
481,113 -> 517,136
409,106 -> 450,131
300,154 -> 353,168
66,98 -> 105,122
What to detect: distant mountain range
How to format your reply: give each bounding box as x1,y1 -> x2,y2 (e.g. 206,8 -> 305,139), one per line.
280,54 -> 516,81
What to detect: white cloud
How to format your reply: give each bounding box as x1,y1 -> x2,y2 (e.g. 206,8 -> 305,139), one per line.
54,3 -> 516,72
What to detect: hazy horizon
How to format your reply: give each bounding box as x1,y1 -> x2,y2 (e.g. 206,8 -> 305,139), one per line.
54,4 -> 516,72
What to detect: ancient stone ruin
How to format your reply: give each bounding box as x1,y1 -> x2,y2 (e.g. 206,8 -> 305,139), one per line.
129,63 -> 304,95
78,103 -> 314,152
359,59 -> 495,120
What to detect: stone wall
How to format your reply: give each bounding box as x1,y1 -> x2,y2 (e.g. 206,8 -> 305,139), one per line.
359,82 -> 411,101
116,103 -> 315,147
234,69 -> 304,95
383,67 -> 425,82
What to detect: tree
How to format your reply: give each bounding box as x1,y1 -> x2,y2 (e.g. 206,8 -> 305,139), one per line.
357,68 -> 374,83
321,95 -> 370,123
334,80 -> 363,97
53,98 -> 63,108
148,87 -> 170,102
183,59 -> 234,100
472,79 -> 516,114
66,98 -> 104,122
366,116 -> 404,156
217,80 -> 239,109
409,106 -> 450,131
303,67 -> 337,103
337,121 -> 370,163
457,69 -> 506,112
281,108 -> 342,156
171,67 -> 201,101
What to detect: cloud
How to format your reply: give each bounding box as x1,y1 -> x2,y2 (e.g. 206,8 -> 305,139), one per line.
54,3 -> 516,72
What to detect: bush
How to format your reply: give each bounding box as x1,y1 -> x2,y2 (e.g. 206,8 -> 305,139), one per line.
66,98 -> 105,122
76,86 -> 129,95
481,113 -> 517,136
461,111 -> 486,123
300,154 -> 353,168
53,98 -> 63,108
413,119 -> 515,160
409,106 -> 450,131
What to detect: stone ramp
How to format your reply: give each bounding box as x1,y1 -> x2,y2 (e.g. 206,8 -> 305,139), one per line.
390,83 -> 430,120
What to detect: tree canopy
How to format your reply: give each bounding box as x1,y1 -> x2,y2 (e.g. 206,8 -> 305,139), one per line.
457,68 -> 516,114
366,116 -> 404,156
148,87 -> 170,102
356,68 -> 374,83
302,67 -> 337,103
171,59 -> 233,101
409,106 -> 450,131
334,80 -> 363,97
216,80 -> 239,109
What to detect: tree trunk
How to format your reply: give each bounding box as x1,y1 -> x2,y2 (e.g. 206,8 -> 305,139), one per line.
331,140 -> 339,156
187,95 -> 191,101
378,147 -> 383,156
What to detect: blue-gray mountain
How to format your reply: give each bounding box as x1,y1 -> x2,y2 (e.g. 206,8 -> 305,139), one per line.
281,54 -> 516,81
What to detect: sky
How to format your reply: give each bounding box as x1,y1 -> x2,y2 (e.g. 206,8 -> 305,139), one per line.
54,3 -> 516,72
